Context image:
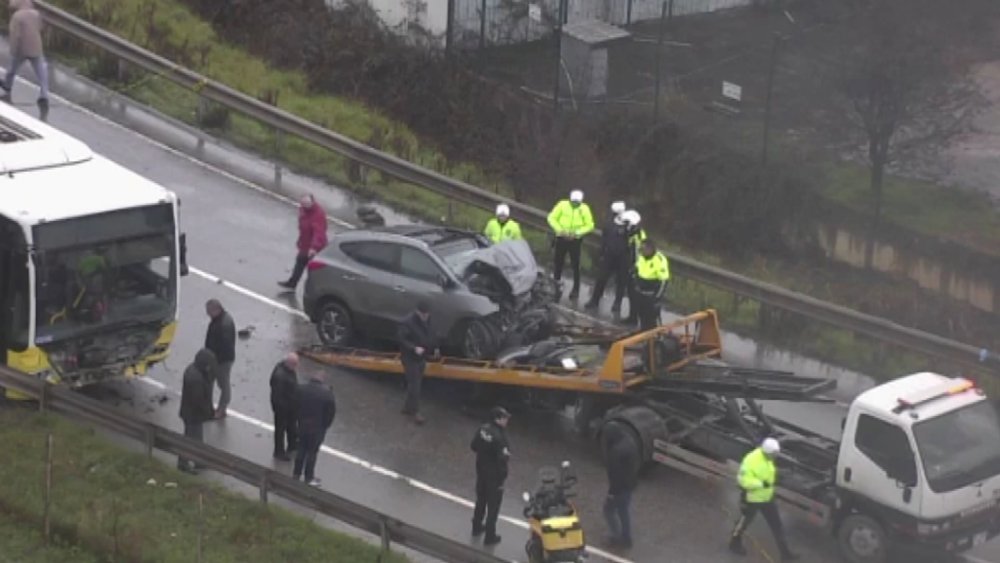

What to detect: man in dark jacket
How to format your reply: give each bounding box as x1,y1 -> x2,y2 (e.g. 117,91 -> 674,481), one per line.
293,371 -> 336,486
397,301 -> 437,425
279,194 -> 328,290
471,406 -> 512,546
178,348 -> 217,474
585,201 -> 629,315
204,299 -> 236,419
602,421 -> 640,548
270,352 -> 300,461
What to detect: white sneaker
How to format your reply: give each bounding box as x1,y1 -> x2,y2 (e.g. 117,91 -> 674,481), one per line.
308,478 -> 322,487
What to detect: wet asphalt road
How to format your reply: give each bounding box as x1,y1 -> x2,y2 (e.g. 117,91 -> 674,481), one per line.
16,68 -> 1000,563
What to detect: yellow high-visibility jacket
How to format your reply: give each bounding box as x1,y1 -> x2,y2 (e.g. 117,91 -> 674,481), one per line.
738,447 -> 777,504
547,200 -> 594,237
484,218 -> 523,243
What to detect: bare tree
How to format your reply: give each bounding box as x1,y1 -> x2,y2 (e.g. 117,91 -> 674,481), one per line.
836,0 -> 985,268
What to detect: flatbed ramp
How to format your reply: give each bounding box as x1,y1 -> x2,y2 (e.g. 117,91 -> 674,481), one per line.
301,310 -> 836,401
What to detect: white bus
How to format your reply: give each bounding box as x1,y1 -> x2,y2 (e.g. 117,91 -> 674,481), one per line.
0,103 -> 187,393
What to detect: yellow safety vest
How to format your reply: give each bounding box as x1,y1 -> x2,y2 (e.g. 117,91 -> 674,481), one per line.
738,448 -> 777,504
629,228 -> 648,250
635,251 -> 670,282
547,200 -> 595,237
484,218 -> 523,243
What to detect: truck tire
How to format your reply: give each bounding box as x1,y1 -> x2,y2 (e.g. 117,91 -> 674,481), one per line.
604,406 -> 667,468
837,514 -> 888,563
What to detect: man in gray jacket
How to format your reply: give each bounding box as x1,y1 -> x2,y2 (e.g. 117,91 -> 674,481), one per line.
2,0 -> 49,121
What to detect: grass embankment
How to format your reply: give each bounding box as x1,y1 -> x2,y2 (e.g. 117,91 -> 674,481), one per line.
38,0 -> 951,379
0,408 -> 409,563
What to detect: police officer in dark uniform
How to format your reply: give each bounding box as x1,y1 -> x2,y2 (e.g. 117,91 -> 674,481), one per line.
585,201 -> 629,315
632,239 -> 670,331
620,211 -> 648,326
471,406 -> 512,546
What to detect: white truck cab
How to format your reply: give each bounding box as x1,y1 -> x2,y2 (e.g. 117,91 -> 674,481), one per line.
835,372 -> 1000,562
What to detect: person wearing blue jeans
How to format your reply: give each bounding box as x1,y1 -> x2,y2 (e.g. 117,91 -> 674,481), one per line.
3,0 -> 49,121
602,421 -> 640,548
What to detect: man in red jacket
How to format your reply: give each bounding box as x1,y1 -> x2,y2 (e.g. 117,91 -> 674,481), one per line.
279,194 -> 328,290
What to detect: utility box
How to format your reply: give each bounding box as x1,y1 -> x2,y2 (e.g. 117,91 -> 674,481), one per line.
560,20 -> 630,104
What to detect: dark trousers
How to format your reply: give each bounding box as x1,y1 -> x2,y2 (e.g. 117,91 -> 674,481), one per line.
472,478 -> 504,538
603,490 -> 633,543
553,238 -> 583,296
634,292 -> 661,331
402,358 -> 425,415
177,420 -> 204,469
730,499 -> 792,554
273,408 -> 298,456
287,253 -> 310,286
588,255 -> 628,309
293,430 -> 325,481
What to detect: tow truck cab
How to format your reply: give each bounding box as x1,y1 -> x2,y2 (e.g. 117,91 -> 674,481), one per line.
835,372 -> 1000,561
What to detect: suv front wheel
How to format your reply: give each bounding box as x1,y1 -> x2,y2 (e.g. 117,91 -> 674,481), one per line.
317,301 -> 354,347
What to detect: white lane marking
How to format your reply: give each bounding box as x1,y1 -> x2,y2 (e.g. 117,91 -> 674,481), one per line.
965,557 -> 993,563
187,266 -> 309,320
9,68 -> 354,230
139,375 -> 632,563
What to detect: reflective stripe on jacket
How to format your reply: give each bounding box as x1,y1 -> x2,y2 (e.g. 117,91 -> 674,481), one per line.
547,200 -> 595,237
484,218 -> 523,243
738,447 -> 776,503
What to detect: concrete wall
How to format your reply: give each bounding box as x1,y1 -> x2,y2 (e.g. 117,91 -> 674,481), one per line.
816,223 -> 1000,314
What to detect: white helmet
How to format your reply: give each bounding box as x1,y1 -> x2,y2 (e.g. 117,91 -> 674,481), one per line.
610,201 -> 626,215
762,438 -> 781,456
496,203 -> 510,218
569,190 -> 584,203
622,210 -> 641,226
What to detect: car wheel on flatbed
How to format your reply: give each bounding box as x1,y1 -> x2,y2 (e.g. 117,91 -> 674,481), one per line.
316,300 -> 354,347
453,318 -> 500,360
837,514 -> 888,563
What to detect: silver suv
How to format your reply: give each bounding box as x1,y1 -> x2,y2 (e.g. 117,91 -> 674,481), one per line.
303,225 -> 556,359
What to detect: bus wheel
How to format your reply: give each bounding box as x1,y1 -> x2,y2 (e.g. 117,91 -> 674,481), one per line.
837,514 -> 887,563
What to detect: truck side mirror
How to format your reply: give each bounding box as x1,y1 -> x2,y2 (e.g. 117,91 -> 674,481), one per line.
886,457 -> 917,488
179,233 -> 189,277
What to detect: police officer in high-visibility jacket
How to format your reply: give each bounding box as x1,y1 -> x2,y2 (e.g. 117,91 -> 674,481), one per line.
547,190 -> 595,300
729,438 -> 799,561
632,239 -> 669,331
483,204 -> 523,244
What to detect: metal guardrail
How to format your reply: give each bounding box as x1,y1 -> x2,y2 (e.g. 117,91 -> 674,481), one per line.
0,367 -> 509,563
31,2 -> 996,374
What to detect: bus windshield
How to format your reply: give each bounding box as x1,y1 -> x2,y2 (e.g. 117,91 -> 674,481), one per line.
913,400 -> 1000,493
33,206 -> 177,344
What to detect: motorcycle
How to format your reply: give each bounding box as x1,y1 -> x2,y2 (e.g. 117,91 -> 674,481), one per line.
522,461 -> 588,563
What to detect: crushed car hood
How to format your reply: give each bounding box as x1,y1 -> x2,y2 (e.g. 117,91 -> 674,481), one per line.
454,239 -> 539,297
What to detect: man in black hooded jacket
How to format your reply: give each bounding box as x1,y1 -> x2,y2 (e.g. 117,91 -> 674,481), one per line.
471,406 -> 512,546
178,348 -> 216,473
602,421 -> 640,548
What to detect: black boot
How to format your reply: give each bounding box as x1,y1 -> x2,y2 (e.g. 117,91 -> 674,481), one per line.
484,534 -> 501,546
37,98 -> 49,122
728,538 -> 747,555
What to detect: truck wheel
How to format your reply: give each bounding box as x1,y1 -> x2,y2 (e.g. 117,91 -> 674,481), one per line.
837,514 -> 887,563
453,318 -> 500,360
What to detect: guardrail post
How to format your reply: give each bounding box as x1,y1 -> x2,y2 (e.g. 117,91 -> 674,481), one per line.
38,383 -> 48,413
273,128 -> 283,190
144,423 -> 156,459
377,516 -> 391,563
258,473 -> 269,505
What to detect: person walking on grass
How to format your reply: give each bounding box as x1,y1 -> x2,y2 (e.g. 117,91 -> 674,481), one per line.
2,0 -> 49,121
